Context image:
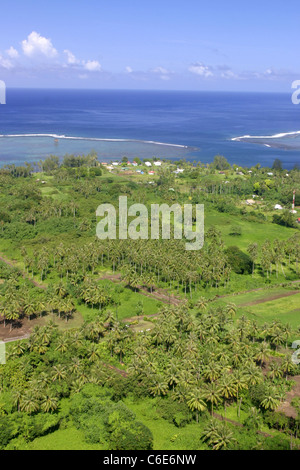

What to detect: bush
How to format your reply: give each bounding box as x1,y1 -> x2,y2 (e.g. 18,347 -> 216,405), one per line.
0,222 -> 37,240
229,225 -> 242,236
155,398 -> 193,427
0,416 -> 14,449
109,420 -> 153,450
225,246 -> 252,274
273,211 -> 297,228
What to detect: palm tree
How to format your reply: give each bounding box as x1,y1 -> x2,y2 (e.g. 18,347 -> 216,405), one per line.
232,369 -> 248,418
255,341 -> 271,367
202,419 -> 236,449
187,388 -> 207,422
20,390 -> 40,414
260,386 -> 281,411
149,375 -> 168,397
281,355 -> 296,381
86,343 -> 101,363
52,365 -> 67,382
40,393 -> 59,413
268,361 -> 283,381
219,375 -> 237,419
55,337 -> 69,353
203,382 -> 222,416
225,303 -> 237,319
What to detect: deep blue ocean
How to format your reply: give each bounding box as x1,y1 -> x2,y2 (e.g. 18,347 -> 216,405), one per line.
0,89 -> 299,169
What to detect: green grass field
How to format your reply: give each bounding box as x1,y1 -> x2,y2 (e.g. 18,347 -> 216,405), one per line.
210,287 -> 300,331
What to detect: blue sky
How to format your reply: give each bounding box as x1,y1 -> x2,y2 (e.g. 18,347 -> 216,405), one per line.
0,0 -> 299,91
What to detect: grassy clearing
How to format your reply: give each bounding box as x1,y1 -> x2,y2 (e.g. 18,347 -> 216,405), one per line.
22,427 -> 104,450
123,397 -> 208,450
205,209 -> 295,251
210,289 -> 300,330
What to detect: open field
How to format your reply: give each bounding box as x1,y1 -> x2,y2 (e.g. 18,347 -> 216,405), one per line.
209,287 -> 300,330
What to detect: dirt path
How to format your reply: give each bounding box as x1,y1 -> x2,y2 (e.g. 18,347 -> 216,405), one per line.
103,362 -> 128,378
240,290 -> 300,307
212,411 -> 272,437
216,280 -> 300,304
277,375 -> 300,419
0,254 -> 47,289
98,273 -> 182,306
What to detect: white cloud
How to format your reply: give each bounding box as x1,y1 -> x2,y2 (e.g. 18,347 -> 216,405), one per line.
125,66 -> 133,73
6,46 -> 19,59
221,69 -> 241,80
21,31 -> 58,58
152,66 -> 170,75
84,60 -> 101,71
0,54 -> 14,69
64,49 -> 80,65
151,66 -> 173,81
188,63 -> 214,78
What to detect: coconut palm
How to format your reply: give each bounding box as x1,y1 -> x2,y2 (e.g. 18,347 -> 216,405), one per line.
260,386 -> 281,411
40,393 -> 59,413
20,390 -> 40,414
187,388 -> 207,422
203,382 -> 222,416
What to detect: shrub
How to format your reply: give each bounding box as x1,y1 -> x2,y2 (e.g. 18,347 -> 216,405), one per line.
109,420 -> 153,450
225,246 -> 252,274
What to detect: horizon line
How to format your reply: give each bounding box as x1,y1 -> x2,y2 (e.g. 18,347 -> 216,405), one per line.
4,87 -> 292,95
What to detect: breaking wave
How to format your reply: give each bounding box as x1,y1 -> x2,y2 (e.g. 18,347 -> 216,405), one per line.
0,133 -> 190,149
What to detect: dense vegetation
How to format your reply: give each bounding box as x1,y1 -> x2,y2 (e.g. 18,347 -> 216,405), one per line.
0,154 -> 299,450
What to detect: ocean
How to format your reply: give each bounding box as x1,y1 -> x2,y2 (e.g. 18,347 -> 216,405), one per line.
0,89 -> 299,169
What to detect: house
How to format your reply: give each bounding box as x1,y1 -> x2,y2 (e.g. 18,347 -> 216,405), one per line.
246,199 -> 255,205
145,161 -> 152,167
274,204 -> 283,210
267,172 -> 274,176
112,162 -> 119,166
176,168 -> 184,173
153,161 -> 162,166
101,162 -> 107,166
148,171 -> 155,175
132,162 -> 138,166
297,218 -> 300,224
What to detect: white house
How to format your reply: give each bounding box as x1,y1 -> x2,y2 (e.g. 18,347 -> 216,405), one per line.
145,161 -> 152,167
274,204 -> 283,210
153,161 -> 162,166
